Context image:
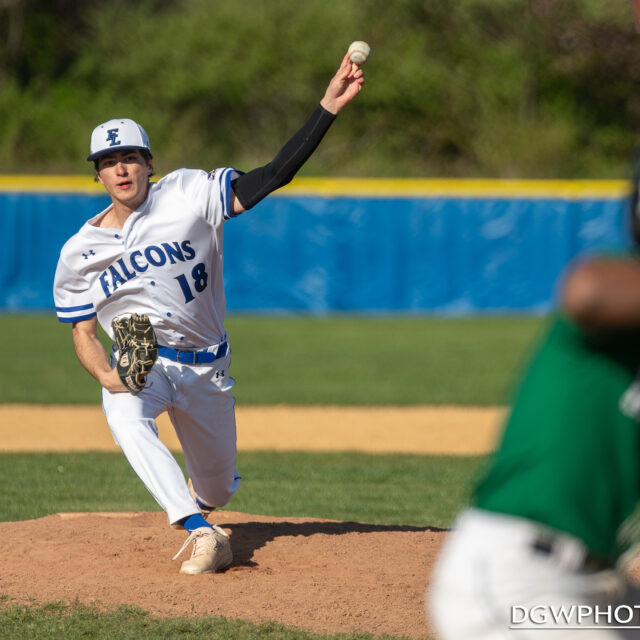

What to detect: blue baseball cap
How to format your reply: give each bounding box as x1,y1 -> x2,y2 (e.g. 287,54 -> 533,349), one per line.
87,118 -> 151,161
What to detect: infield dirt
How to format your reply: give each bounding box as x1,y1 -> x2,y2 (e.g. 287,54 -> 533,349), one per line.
0,404 -> 504,454
0,405 -> 503,638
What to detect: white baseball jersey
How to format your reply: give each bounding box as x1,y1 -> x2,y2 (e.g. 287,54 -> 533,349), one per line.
53,167 -> 242,347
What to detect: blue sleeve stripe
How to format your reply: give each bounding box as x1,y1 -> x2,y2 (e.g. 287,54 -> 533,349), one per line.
55,303 -> 94,312
220,168 -> 231,219
222,168 -> 243,220
219,168 -> 228,214
57,312 -> 97,323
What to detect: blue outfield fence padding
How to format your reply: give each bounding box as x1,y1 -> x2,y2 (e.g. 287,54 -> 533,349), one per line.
0,177 -> 632,314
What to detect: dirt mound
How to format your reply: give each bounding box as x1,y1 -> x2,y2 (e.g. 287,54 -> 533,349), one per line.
0,404 -> 493,636
0,510 -> 444,638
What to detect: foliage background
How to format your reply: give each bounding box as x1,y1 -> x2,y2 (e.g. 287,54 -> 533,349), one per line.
2,0 -> 640,178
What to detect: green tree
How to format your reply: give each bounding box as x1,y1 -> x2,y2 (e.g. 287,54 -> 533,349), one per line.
0,0 -> 639,177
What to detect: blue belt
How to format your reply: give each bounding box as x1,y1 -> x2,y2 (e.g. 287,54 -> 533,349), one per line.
157,341 -> 228,365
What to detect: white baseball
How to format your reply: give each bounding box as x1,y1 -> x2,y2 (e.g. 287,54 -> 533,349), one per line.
348,41 -> 370,64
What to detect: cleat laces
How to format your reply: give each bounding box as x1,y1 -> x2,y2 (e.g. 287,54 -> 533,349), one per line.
172,525 -> 228,561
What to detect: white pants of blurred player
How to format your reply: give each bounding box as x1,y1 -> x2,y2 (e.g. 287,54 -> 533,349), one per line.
103,345 -> 240,525
428,509 -> 640,639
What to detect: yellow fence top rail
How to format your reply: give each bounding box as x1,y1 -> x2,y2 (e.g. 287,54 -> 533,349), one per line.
0,175 -> 631,199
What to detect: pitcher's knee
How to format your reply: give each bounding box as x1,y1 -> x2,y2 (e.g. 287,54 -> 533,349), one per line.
194,471 -> 241,508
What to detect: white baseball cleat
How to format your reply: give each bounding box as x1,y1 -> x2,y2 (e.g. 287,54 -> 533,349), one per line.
172,525 -> 232,575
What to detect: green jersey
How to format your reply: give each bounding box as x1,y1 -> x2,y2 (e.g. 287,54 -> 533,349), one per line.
475,315 -> 640,560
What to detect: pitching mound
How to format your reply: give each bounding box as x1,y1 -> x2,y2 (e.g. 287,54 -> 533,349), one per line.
0,510 -> 445,638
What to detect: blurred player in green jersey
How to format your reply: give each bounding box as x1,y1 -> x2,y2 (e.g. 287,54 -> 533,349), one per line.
429,165 -> 640,638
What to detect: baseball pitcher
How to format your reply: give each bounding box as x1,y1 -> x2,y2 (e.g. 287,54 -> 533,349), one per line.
53,50 -> 364,574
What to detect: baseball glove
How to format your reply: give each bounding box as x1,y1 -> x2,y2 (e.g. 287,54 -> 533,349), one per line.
111,313 -> 158,394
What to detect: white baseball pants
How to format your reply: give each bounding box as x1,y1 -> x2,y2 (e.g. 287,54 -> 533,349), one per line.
102,347 -> 240,525
428,509 -> 640,639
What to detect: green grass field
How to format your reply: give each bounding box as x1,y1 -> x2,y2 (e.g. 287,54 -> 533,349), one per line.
0,313 -> 546,405
0,313 -> 544,639
0,451 -> 485,527
0,600 -> 417,640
